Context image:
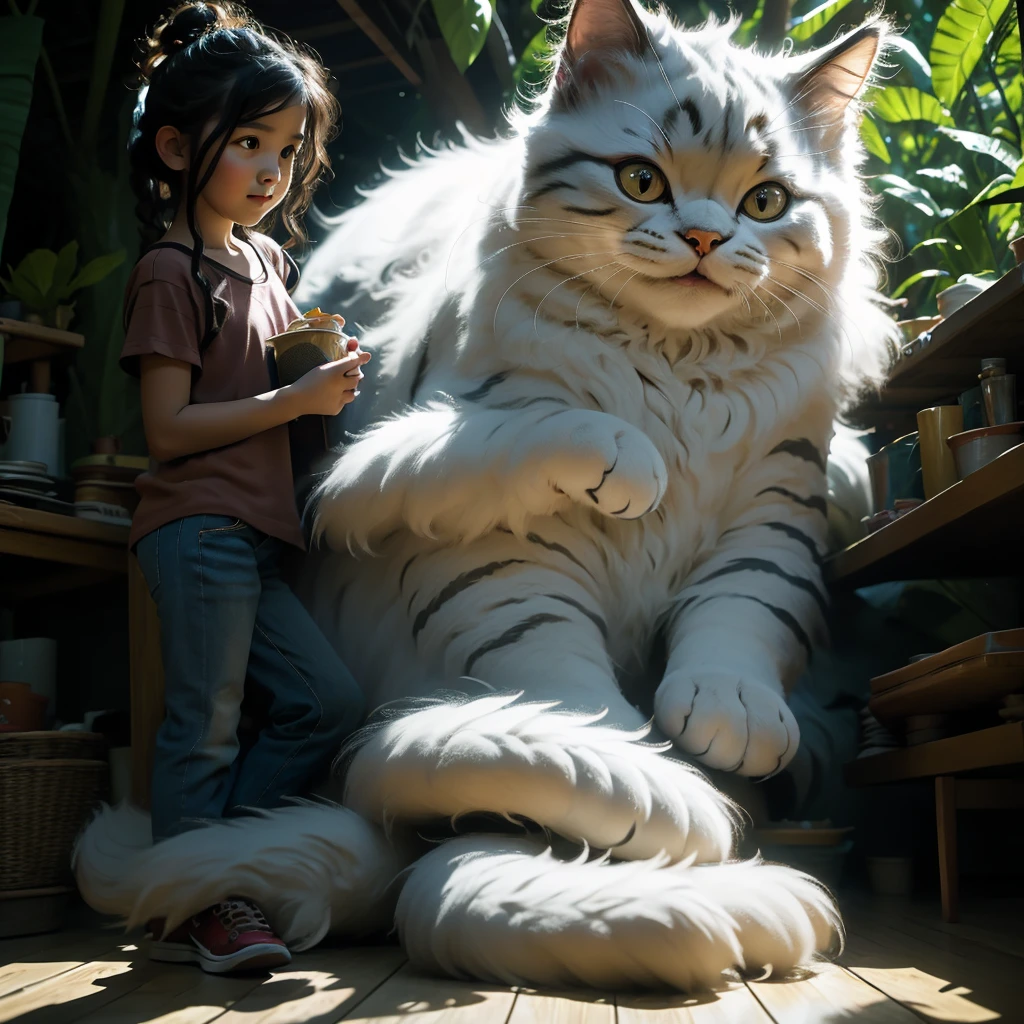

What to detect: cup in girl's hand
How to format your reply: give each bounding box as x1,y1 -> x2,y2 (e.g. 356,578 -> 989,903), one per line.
267,307 -> 356,386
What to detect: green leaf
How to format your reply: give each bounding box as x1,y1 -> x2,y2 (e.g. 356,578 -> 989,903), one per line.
786,0 -> 855,41
0,16 -> 45,258
514,25 -> 553,90
867,86 -> 954,126
860,114 -> 891,163
431,0 -> 493,74
16,249 -> 57,295
948,206 -> 998,268
891,268 -> 951,300
936,126 -> 1022,170
887,35 -> 933,91
51,241 -> 79,304
916,164 -> 969,190
909,237 -> 951,255
876,173 -> 945,217
66,249 -> 125,295
930,0 -> 1011,108
994,18 -> 1021,76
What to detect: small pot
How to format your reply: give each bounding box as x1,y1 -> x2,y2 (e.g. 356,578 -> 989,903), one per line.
0,682 -> 48,731
946,421 -> 1024,479
91,436 -> 121,456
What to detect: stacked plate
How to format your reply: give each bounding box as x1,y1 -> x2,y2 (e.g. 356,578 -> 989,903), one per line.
0,460 -> 55,496
0,461 -> 71,515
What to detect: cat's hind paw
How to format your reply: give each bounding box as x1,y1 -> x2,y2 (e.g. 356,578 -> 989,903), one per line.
654,671 -> 800,777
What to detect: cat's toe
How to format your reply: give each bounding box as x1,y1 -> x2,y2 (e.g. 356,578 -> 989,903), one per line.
654,671 -> 799,776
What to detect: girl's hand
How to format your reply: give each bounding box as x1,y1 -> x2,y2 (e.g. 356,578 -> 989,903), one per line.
287,346 -> 371,416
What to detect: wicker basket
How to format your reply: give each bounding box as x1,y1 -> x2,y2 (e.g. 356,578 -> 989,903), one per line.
0,731 -> 106,761
0,758 -> 109,891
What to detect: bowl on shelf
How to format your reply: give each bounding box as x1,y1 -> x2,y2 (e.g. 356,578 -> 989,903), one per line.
946,421 -> 1024,479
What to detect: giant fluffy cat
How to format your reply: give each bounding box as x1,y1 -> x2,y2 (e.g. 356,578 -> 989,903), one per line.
76,0 -> 898,990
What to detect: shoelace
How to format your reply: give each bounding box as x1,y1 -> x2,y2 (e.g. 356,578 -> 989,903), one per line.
213,898 -> 271,935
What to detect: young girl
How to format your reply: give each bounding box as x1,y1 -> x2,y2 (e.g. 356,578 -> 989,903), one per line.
121,1 -> 370,974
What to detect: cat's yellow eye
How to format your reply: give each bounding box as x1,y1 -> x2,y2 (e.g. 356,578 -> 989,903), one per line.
617,161 -> 667,203
740,182 -> 790,221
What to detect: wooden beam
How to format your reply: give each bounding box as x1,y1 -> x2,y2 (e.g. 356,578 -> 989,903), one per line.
334,0 -> 422,87
291,18 -> 358,42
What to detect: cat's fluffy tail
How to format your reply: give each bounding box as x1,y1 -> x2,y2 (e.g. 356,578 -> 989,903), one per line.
398,835 -> 842,989
72,799 -> 404,950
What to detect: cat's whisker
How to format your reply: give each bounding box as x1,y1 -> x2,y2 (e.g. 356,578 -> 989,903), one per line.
534,257 -> 628,335
742,283 -> 782,342
607,270 -> 642,310
767,275 -> 867,371
771,260 -> 839,304
757,281 -> 803,335
614,99 -> 674,151
479,232 -> 607,268
580,264 -> 631,328
492,249 -> 627,334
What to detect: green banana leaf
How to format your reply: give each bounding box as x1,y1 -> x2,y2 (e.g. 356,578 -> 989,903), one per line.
0,15 -> 44,259
930,0 -> 1010,107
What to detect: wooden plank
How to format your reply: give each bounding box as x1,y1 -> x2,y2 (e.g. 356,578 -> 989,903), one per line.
848,262 -> 1024,427
0,505 -> 129,545
0,527 -> 128,571
0,932 -> 125,999
935,777 -> 959,924
337,963 -> 516,1022
334,0 -> 422,85
0,318 -> 84,364
617,985 -> 773,1023
842,913 -> 1011,1022
0,945 -> 160,1023
844,723 -> 1024,786
747,963 -> 920,1022
72,964 -> 263,1024
825,443 -> 1024,588
212,946 -> 405,1024
509,990 -> 613,1024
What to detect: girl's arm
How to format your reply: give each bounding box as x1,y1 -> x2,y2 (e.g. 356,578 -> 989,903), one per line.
139,348 -> 370,462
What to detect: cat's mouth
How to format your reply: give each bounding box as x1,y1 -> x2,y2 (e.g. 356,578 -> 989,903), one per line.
666,271 -> 726,291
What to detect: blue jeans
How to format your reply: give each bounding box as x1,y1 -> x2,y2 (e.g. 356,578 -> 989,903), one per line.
135,515 -> 365,841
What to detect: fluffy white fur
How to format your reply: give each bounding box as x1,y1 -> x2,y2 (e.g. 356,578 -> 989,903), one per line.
397,837 -> 842,988
76,0 -> 895,988
73,801 -> 402,949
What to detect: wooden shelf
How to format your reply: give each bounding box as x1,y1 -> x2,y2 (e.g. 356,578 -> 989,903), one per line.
0,318 -> 84,364
825,442 -> 1024,587
845,722 -> 1024,786
849,263 -> 1024,431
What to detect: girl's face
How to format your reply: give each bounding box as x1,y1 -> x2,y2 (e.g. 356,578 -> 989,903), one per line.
203,102 -> 307,228
159,102 -> 307,231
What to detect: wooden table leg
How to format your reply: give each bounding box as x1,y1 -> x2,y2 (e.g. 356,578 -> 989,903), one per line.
936,775 -> 958,923
128,553 -> 164,809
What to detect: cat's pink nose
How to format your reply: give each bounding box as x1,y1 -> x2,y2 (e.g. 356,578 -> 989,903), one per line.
682,229 -> 724,256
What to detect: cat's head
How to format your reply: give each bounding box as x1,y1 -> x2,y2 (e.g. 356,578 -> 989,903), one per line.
513,0 -> 889,343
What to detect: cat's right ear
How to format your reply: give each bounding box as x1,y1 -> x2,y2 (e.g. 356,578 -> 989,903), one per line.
551,0 -> 649,108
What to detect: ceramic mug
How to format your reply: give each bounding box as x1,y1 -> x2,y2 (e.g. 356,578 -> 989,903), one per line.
865,433 -> 924,513
916,405 -> 964,499
0,393 -> 60,475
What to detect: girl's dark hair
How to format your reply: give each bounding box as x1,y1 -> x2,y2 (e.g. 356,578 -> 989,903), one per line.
129,1 -> 340,356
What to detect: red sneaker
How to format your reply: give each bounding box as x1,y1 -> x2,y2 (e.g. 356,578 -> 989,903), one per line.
148,898 -> 291,974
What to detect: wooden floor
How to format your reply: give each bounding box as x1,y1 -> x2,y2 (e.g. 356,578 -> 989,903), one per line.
0,892 -> 1019,1023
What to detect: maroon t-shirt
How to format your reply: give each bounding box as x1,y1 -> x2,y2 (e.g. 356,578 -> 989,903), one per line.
120,233 -> 306,550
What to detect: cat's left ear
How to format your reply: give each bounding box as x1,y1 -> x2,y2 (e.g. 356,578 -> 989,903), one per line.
787,20 -> 887,117
551,0 -> 650,107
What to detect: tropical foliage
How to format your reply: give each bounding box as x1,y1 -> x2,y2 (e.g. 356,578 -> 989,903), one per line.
436,0 -> 1023,318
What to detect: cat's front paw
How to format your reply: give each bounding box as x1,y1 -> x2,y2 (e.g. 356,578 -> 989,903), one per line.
654,671 -> 800,777
546,415 -> 667,520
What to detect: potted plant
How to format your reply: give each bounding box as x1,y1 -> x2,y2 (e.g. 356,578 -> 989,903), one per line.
0,241 -> 124,330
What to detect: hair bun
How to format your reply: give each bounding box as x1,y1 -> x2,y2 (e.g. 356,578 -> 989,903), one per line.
141,2 -> 251,77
